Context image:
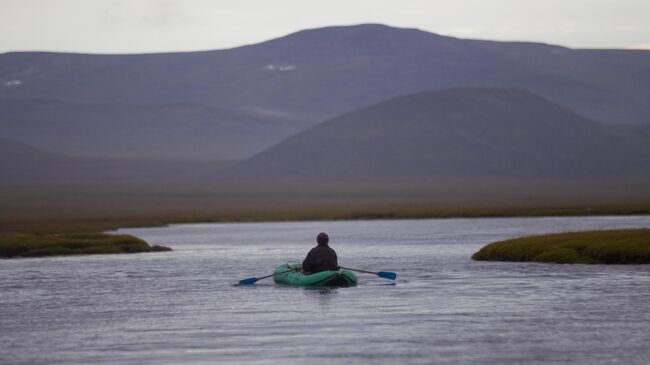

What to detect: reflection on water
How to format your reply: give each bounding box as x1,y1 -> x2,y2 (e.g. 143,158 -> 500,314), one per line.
2,216 -> 650,364
305,288 -> 338,306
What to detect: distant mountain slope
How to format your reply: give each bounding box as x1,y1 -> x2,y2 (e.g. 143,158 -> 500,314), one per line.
2,24 -> 649,126
0,99 -> 304,159
0,136 -> 68,171
220,88 -> 650,180
0,137 -> 235,185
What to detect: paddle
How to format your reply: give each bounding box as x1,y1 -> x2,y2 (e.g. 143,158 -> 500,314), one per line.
339,266 -> 397,280
238,268 -> 296,285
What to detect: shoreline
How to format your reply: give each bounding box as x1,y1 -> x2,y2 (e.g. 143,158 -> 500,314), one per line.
3,205 -> 650,235
3,210 -> 649,259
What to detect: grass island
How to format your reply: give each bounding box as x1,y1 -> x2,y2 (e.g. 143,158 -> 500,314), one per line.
472,229 -> 650,264
0,232 -> 171,259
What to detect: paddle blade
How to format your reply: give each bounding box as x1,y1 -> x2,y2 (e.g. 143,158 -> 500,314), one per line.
377,271 -> 397,280
238,277 -> 258,285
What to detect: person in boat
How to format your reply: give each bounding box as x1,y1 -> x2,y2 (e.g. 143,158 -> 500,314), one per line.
302,232 -> 338,274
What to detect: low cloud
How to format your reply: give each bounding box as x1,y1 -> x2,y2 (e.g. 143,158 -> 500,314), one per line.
625,44 -> 650,50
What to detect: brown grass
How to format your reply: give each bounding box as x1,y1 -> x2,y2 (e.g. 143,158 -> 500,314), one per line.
1,179 -> 650,233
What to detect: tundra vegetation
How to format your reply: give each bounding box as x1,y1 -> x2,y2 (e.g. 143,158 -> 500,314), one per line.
472,229 -> 650,264
0,232 -> 171,259
1,180 -> 649,260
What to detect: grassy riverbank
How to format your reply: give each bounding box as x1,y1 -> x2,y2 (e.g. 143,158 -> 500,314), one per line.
472,229 -> 650,264
3,179 -> 650,228
1,180 -> 650,259
2,203 -> 650,235
2,180 -> 650,233
0,232 -> 171,258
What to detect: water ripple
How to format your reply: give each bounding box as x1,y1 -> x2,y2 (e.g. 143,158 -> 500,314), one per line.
2,216 -> 650,364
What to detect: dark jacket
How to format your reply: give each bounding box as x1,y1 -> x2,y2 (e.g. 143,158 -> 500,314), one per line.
302,244 -> 338,273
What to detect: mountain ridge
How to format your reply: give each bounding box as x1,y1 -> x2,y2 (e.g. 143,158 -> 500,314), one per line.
2,24 -> 649,165
219,88 -> 650,180
2,23 -> 649,125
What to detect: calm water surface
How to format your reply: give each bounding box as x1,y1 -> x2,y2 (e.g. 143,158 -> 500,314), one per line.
2,216 -> 650,364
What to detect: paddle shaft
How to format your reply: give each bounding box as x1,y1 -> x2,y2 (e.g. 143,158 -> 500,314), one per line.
339,266 -> 377,275
242,266 -> 395,285
238,268 -> 297,285
256,268 -> 295,281
339,266 -> 397,280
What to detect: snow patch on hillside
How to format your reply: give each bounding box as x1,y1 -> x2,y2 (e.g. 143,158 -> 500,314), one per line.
262,64 -> 296,72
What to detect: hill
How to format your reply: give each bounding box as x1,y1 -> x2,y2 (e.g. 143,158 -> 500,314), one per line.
220,88 -> 650,180
2,23 -> 649,132
0,137 -> 233,185
0,99 -> 304,160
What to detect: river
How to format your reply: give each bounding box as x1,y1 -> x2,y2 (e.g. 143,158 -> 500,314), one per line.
2,216 -> 650,364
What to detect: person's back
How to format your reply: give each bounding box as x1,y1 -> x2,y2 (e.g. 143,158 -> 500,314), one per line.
302,232 -> 338,274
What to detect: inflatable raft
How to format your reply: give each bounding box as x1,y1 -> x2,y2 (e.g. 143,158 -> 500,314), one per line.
272,263 -> 357,287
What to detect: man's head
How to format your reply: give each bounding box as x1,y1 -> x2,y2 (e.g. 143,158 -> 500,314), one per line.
317,232 -> 329,246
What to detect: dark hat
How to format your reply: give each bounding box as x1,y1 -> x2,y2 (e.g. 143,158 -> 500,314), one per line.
317,232 -> 329,246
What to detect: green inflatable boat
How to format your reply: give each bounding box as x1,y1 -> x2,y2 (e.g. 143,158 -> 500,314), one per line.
273,263 -> 357,287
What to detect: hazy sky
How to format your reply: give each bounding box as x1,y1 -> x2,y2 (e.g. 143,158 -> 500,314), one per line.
1,0 -> 649,54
